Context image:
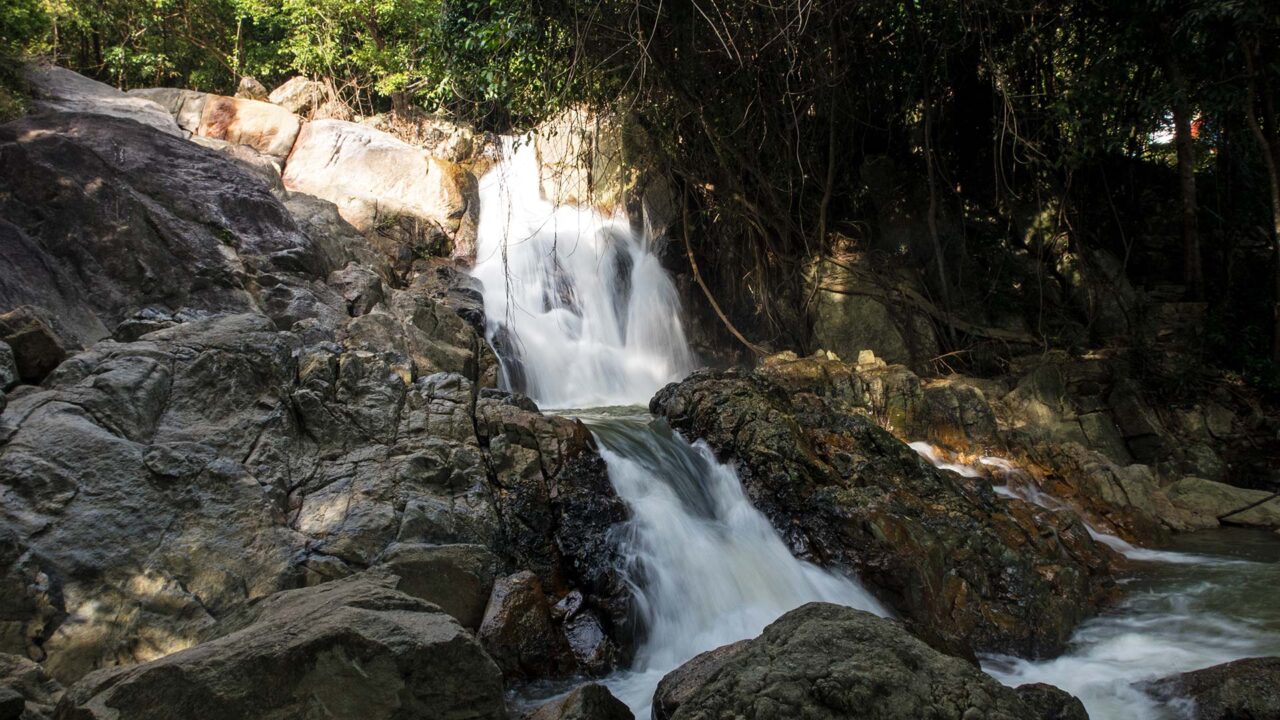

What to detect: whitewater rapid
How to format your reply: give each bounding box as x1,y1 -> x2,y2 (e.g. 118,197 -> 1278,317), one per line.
910,442 -> 1280,720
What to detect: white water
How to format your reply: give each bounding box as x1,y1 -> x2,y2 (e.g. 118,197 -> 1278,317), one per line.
471,137 -> 695,409
909,441 -> 1280,720
472,141 -> 886,717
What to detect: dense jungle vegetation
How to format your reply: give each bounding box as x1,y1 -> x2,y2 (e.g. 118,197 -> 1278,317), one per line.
4,0 -> 1280,390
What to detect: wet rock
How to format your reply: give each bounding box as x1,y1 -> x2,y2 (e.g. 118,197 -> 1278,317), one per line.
53,573 -> 506,720
562,610 -> 617,676
652,640 -> 749,720
651,368 -> 1114,658
661,603 -> 1073,720
0,308 -> 71,384
0,653 -> 62,720
1146,656 -> 1280,720
525,683 -> 633,720
1015,683 -> 1089,720
478,571 -> 577,679
22,63 -> 179,136
377,543 -> 498,629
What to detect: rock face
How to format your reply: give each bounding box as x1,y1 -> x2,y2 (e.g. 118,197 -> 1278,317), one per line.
651,363 -> 1115,658
660,603 -> 1076,720
525,684 -> 633,720
0,99 -> 629,686
53,573 -> 507,720
0,112 -> 322,349
1146,656 -> 1280,720
283,120 -> 478,263
652,641 -> 750,720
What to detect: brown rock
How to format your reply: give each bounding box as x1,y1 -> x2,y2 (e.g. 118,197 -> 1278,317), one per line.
378,543 -> 498,629
197,94 -> 301,158
479,571 -> 577,679
1146,656 -> 1280,720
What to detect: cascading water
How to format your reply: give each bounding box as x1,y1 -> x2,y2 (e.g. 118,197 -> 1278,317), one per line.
910,442 -> 1280,720
471,136 -> 695,409
472,138 -> 886,716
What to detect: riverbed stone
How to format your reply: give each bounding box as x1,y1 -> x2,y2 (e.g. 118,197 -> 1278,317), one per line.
653,640 -> 750,720
1166,477 -> 1280,529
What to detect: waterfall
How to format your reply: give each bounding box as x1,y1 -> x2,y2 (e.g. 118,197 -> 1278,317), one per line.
471,137 -> 695,409
471,138 -> 886,717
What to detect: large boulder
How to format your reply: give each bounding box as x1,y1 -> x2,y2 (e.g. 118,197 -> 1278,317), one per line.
1145,656 -> 1280,720
283,120 -> 479,264
376,543 -> 498,629
651,365 -> 1115,658
653,641 -> 750,720
196,94 -> 301,158
660,603 -> 1080,720
53,573 -> 507,720
478,571 -> 577,679
22,64 -> 179,137
0,111 -> 324,349
126,88 -> 206,133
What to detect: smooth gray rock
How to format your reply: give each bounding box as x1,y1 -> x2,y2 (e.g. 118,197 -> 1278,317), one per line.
22,63 -> 179,136
53,573 -> 506,720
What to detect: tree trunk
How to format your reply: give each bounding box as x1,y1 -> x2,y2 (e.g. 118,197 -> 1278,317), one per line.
1168,61 -> 1203,300
1242,43 -> 1280,362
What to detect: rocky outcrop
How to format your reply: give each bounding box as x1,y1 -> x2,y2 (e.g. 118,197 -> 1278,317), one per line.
268,76 -> 332,118
525,684 -> 633,720
659,603 -> 1082,720
0,101 -> 629,687
196,94 -> 301,158
283,120 -> 479,263
1146,656 -> 1280,720
53,573 -> 507,720
0,111 -> 325,350
651,364 -> 1115,658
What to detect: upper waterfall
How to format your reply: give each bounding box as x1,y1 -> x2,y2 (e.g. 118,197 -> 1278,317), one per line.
470,136 -> 696,408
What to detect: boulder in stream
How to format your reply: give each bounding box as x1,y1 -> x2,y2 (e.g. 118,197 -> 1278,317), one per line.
1146,656 -> 1280,720
657,603 -> 1084,720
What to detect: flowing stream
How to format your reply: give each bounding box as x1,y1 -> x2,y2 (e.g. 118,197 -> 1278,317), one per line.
473,140 -> 1280,720
472,139 -> 885,716
910,443 -> 1280,720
